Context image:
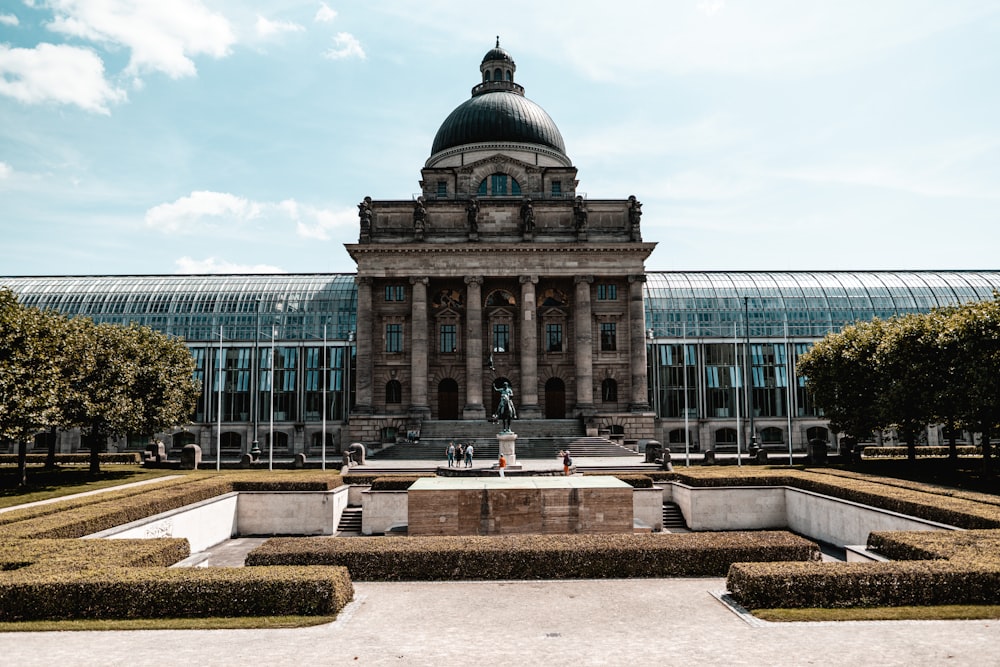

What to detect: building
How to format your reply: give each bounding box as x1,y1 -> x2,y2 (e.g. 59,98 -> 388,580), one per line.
4,43 -> 1000,458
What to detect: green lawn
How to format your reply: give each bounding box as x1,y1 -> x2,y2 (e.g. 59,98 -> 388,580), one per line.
0,467 -> 181,509
755,605 -> 1000,622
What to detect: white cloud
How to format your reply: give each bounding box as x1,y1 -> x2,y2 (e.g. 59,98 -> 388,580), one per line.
255,15 -> 305,38
314,2 -> 337,23
173,256 -> 286,274
696,0 -> 725,15
0,43 -> 127,114
44,0 -> 236,80
0,162 -> 11,178
323,32 -> 364,60
145,191 -> 262,233
146,191 -> 356,239
0,13 -> 19,26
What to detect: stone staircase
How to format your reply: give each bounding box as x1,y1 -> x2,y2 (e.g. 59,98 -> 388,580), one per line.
367,419 -> 641,461
336,506 -> 362,534
662,502 -> 689,532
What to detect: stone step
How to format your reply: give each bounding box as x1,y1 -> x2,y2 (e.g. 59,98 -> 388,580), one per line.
662,502 -> 688,532
337,507 -> 362,533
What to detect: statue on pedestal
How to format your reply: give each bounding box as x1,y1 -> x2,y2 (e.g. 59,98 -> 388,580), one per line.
493,380 -> 517,432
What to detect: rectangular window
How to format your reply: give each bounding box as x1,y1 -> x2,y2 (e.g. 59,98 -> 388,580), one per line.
493,323 -> 509,352
492,173 -> 507,195
551,180 -> 562,196
600,322 -> 617,351
597,284 -> 617,300
436,181 -> 447,198
440,324 -> 457,353
546,323 -> 563,352
386,323 -> 403,353
384,285 -> 405,302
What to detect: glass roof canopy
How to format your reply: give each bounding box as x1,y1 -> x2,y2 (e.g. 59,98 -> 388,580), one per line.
645,271 -> 1000,339
3,271 -> 999,343
1,274 -> 358,343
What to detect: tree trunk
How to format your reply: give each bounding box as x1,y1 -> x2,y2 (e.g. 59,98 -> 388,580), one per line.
17,439 -> 28,487
88,429 -> 102,476
44,426 -> 57,470
946,417 -> 958,467
983,425 -> 993,477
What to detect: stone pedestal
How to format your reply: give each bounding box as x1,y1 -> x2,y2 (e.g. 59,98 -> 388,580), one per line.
497,431 -> 517,465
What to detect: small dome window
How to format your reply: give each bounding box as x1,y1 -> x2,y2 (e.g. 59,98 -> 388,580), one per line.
494,67 -> 502,80
505,69 -> 512,81
484,71 -> 490,82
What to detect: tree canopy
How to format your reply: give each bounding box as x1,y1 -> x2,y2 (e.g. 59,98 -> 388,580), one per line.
0,288 -> 199,481
797,294 -> 1000,470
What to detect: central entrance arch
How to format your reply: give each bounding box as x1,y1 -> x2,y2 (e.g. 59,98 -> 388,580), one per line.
544,377 -> 566,419
438,378 -> 459,420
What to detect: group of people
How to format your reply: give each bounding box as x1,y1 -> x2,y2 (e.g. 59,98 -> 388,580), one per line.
446,441 -> 475,468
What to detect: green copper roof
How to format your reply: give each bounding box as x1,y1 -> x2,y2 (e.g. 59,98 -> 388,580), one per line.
431,90 -> 566,155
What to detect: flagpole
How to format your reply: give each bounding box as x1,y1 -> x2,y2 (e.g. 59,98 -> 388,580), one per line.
216,324 -> 223,472
321,323 -> 327,471
734,322 -> 742,467
785,317 -> 794,465
268,324 -> 274,471
683,322 -> 690,467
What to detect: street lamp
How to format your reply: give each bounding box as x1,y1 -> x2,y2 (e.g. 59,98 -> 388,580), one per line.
250,296 -> 262,459
744,296 -> 756,452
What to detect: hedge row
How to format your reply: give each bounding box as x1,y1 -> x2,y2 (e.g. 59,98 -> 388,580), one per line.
246,531 -> 820,580
0,565 -> 353,621
727,560 -> 1000,609
0,471 -> 344,540
0,453 -> 142,465
370,476 -> 421,491
861,446 -> 980,459
0,472 -> 355,620
342,473 -> 433,487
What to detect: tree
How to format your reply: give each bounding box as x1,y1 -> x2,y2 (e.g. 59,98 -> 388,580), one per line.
796,318 -> 887,441
0,290 -> 68,485
60,319 -> 199,475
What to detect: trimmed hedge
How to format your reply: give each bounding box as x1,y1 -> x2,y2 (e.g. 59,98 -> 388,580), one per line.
0,453 -> 142,466
0,565 -> 353,621
728,560 -> 1000,609
342,473 -> 433,487
370,476 -> 420,491
0,472 -> 354,620
246,531 -> 820,580
862,446 -> 981,459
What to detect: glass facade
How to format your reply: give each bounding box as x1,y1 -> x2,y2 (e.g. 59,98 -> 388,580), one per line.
4,270 -> 999,439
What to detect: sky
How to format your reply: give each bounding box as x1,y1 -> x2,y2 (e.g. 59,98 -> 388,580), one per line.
1,0 -> 999,276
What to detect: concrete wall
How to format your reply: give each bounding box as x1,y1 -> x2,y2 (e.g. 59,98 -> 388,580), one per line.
633,487 -> 662,532
361,490 -> 409,535
85,492 -> 239,553
670,482 -> 958,546
238,488 -> 348,536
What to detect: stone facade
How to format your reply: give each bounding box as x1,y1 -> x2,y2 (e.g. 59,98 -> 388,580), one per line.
345,44 -> 655,444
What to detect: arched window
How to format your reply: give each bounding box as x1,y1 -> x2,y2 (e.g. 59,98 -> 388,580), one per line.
386,380 -> 402,404
505,69 -> 512,81
221,432 -> 241,451
760,427 -> 784,445
265,431 -> 289,449
806,426 -> 829,443
601,378 -> 617,402
494,67 -> 502,80
477,173 -> 521,197
715,428 -> 738,448
484,70 -> 490,82
172,431 -> 196,448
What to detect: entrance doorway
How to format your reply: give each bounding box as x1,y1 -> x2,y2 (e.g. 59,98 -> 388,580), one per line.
545,377 -> 566,419
438,378 -> 460,419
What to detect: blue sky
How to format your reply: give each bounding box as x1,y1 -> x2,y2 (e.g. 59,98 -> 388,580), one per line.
1,1 -> 998,276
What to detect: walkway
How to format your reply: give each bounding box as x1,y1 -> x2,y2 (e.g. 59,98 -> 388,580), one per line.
1,578 -> 994,666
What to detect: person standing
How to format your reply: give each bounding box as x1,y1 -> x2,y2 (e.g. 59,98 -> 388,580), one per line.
465,443 -> 474,468
562,449 -> 572,476
457,442 -> 465,467
447,441 -> 455,467
498,451 -> 506,478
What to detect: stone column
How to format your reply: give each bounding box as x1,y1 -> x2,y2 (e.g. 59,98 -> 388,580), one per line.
519,275 -> 540,418
353,277 -> 374,414
628,274 -> 651,411
409,276 -> 431,419
574,275 -> 595,415
464,275 -> 485,419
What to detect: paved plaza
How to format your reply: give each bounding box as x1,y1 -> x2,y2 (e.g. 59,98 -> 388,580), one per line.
2,577 -> 996,666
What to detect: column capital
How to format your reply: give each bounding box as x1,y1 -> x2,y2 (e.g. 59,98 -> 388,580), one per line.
464,275 -> 484,286
519,275 -> 539,285
409,276 -> 429,286
628,274 -> 647,284
574,275 -> 595,285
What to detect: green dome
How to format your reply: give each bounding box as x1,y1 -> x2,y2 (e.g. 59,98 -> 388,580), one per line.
430,91 -> 566,155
